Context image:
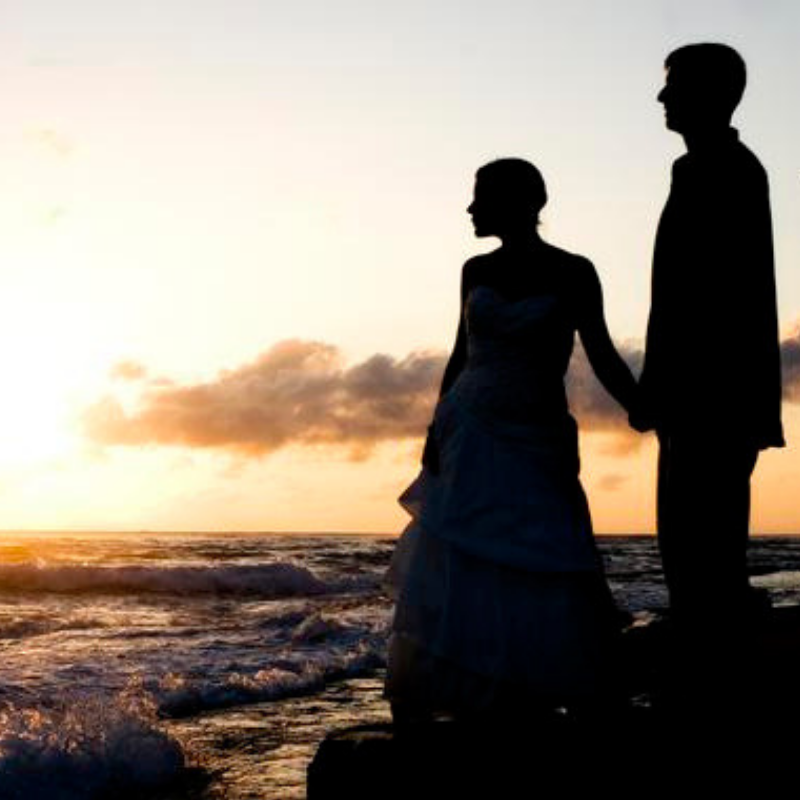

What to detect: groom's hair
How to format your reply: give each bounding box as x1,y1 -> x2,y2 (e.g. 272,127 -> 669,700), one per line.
666,43 -> 747,115
476,158 -> 548,220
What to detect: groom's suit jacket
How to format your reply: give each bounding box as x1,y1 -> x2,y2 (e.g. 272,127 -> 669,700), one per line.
639,127 -> 785,450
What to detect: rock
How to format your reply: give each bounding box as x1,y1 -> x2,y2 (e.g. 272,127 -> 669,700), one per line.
309,708 -> 715,798
308,606 -> 800,798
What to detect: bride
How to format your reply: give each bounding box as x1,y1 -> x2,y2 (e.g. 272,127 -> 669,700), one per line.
385,158 -> 637,721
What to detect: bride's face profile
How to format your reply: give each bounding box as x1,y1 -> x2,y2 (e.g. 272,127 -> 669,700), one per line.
468,160 -> 546,242
467,180 -> 506,238
467,178 -> 530,240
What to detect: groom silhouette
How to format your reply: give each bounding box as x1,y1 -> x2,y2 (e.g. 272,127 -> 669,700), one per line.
631,43 -> 784,636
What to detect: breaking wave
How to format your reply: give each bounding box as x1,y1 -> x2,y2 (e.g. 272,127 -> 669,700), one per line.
0,689 -> 200,800
157,612 -> 388,717
0,561 -> 333,599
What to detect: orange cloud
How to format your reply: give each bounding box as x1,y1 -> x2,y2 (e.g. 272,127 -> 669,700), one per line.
85,340 -> 445,457
84,326 -> 800,459
110,361 -> 149,381
782,324 -> 800,403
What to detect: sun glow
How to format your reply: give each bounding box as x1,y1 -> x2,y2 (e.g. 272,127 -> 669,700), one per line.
0,267 -> 104,467
0,355 -> 76,466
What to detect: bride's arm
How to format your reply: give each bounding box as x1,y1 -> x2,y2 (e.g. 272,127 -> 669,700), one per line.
420,319 -> 463,473
420,261 -> 473,472
438,259 -> 477,397
574,259 -> 638,413
438,317 -> 467,398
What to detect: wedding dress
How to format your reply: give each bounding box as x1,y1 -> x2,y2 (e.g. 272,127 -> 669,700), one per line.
385,285 -> 618,716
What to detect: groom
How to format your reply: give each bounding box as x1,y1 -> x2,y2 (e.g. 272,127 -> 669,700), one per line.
631,43 -> 784,634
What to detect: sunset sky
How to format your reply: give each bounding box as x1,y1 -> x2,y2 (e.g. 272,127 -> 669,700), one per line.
0,0 -> 797,533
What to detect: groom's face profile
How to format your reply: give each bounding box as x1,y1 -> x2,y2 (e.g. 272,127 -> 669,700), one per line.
657,67 -> 701,133
658,45 -> 745,138
657,60 -> 737,135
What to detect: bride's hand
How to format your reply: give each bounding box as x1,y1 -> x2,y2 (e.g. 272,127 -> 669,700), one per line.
628,397 -> 656,433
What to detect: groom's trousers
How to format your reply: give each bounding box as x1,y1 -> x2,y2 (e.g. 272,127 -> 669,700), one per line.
656,430 -> 759,626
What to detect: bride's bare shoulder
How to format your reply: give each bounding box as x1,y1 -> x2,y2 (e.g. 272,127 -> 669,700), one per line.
542,243 -> 597,285
461,251 -> 501,289
463,250 -> 500,271
543,242 -> 593,268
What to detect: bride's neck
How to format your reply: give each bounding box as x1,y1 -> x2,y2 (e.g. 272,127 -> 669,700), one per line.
498,229 -> 543,252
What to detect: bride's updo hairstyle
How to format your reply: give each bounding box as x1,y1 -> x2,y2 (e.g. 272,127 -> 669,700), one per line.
475,158 -> 548,225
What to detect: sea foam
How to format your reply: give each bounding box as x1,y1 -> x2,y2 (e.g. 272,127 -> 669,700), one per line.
156,614 -> 388,717
0,688 -> 194,800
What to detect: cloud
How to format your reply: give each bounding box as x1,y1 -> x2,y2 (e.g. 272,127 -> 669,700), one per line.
84,339 -> 642,457
84,325 -> 800,460
110,361 -> 149,381
84,340 -> 446,457
782,324 -> 800,403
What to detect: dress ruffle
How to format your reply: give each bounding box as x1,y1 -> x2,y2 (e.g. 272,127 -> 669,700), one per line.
385,521 -> 618,713
399,393 -> 601,574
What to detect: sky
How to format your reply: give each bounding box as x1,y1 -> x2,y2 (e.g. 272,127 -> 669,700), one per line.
0,0 -> 797,532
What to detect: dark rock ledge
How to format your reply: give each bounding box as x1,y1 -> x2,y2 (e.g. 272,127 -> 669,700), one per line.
308,606 -> 800,798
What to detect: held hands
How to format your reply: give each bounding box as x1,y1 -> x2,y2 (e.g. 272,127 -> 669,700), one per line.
628,390 -> 657,434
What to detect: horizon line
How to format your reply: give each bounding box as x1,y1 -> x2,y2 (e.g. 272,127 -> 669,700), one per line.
0,529 -> 799,537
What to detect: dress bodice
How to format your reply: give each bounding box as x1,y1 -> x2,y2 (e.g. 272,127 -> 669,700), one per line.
452,286 -> 574,424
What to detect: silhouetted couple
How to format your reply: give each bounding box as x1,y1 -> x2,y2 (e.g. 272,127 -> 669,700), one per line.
385,42 -> 784,722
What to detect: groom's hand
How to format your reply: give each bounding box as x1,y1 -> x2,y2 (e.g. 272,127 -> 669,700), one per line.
628,410 -> 654,433
628,383 -> 656,433
628,395 -> 656,433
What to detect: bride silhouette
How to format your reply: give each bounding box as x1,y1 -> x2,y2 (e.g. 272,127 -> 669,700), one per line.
385,158 -> 637,721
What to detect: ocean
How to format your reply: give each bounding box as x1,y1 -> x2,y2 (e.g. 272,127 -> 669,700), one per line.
1,531 -> 800,799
